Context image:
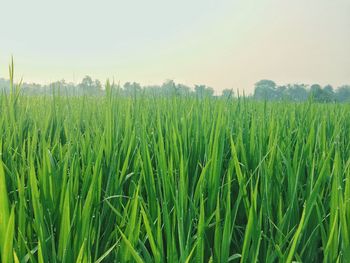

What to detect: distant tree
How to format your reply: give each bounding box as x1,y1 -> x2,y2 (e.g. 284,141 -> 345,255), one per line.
309,84 -> 334,102
324,84 -> 334,93
323,84 -> 335,101
94,79 -> 102,90
335,85 -> 350,102
194,85 -> 214,98
287,84 -> 309,101
143,84 -> 161,96
194,84 -> 206,97
78,75 -> 102,94
161,80 -> 177,95
254,80 -> 277,100
80,75 -> 93,88
206,87 -> 214,97
194,85 -> 214,97
176,83 -> 191,96
222,89 -> 234,98
309,84 -> 323,102
276,85 -> 287,100
123,82 -> 141,96
310,84 -> 321,92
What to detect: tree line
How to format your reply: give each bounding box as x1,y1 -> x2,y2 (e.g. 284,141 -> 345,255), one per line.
253,79 -> 350,103
1,76 -> 349,102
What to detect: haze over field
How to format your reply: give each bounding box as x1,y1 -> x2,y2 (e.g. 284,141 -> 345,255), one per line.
2,1 -> 350,262
0,0 -> 349,93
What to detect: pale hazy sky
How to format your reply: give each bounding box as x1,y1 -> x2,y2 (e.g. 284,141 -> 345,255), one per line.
0,0 -> 349,93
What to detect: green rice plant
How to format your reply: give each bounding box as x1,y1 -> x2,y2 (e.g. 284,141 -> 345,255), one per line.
0,63 -> 349,262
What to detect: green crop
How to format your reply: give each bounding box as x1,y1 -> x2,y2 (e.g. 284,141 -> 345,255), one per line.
0,63 -> 349,262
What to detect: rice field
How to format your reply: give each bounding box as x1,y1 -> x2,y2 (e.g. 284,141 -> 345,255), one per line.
1,72 -> 350,262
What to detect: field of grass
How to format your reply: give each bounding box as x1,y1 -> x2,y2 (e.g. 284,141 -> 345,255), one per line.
1,72 -> 350,262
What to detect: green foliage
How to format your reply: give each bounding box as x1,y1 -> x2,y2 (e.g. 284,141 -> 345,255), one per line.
0,68 -> 350,262
253,80 -> 350,102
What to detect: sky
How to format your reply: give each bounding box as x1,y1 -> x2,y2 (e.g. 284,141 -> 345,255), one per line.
0,0 -> 349,94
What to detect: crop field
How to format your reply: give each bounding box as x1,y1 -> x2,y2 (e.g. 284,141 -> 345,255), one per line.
1,78 -> 350,262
